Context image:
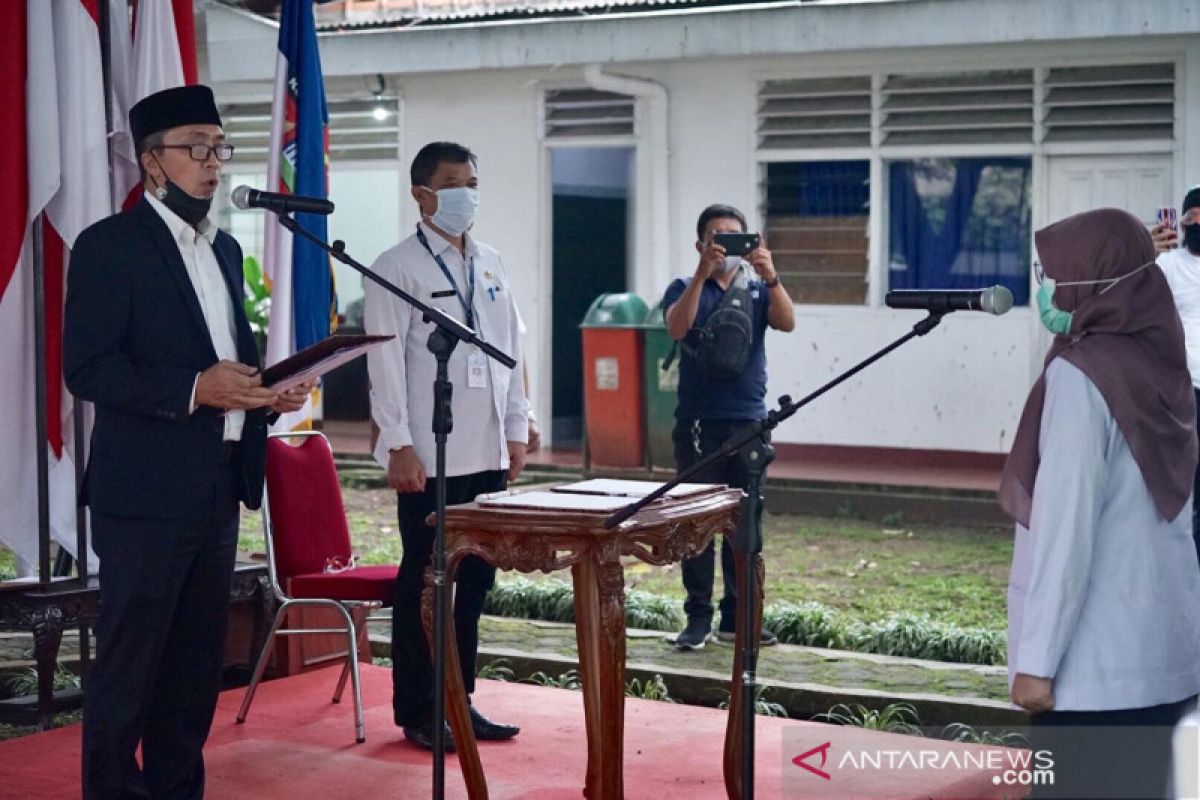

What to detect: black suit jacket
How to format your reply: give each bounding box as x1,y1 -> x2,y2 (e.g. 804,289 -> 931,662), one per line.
64,197 -> 267,519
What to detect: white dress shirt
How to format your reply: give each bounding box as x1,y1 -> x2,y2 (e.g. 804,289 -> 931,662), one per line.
365,222 -> 527,477
145,192 -> 244,441
1158,247 -> 1200,388
1007,359 -> 1200,710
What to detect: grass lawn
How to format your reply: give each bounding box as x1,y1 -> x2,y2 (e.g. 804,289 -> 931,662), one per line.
239,488 -> 1013,632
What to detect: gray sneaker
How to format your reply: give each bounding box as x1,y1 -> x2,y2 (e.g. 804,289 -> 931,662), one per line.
673,618 -> 712,650
716,627 -> 779,646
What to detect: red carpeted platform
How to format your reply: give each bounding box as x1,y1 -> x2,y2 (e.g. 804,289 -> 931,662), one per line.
0,665 -> 1019,799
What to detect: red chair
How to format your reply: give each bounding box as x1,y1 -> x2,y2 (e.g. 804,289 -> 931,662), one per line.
236,431 -> 396,743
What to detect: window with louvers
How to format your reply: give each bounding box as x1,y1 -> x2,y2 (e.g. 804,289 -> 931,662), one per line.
757,62 -> 1176,306
543,89 -> 635,139
1043,64 -> 1175,143
764,161 -> 870,305
220,98 -> 401,163
757,76 -> 871,150
880,69 -> 1034,146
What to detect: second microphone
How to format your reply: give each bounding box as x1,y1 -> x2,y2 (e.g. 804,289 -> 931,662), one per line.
232,185 -> 335,216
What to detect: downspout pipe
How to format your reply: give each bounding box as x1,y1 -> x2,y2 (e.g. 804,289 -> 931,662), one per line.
582,64 -> 670,301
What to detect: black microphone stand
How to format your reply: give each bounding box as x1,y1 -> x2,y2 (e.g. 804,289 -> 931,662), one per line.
272,212 -> 515,799
603,310 -> 947,800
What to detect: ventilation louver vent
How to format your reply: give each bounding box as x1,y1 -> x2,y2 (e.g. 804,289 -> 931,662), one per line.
880,70 -> 1033,146
757,77 -> 872,149
1043,63 -> 1174,143
221,98 -> 401,163
544,88 -> 635,138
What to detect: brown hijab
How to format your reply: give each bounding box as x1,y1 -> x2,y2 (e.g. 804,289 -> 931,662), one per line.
998,208 -> 1197,527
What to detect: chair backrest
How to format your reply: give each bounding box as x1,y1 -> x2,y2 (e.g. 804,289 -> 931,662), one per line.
265,432 -> 352,581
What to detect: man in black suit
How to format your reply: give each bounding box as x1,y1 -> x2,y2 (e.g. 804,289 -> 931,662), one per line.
64,85 -> 308,800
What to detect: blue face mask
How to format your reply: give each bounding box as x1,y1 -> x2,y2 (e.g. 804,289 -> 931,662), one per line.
1034,260 -> 1155,335
424,186 -> 479,236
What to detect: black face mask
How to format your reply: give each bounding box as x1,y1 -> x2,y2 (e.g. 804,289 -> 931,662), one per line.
1185,223 -> 1200,255
151,156 -> 213,226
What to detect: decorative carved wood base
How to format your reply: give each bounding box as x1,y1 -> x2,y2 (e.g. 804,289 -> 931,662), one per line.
420,486 -> 742,800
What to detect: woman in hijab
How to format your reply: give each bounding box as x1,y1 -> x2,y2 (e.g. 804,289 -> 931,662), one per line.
999,207 -> 1200,799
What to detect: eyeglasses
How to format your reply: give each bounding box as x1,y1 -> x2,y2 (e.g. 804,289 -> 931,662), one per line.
323,554 -> 359,574
155,143 -> 235,162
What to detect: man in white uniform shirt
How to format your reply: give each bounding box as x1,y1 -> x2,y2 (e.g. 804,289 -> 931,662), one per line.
1156,185 -> 1200,562
365,142 -> 527,751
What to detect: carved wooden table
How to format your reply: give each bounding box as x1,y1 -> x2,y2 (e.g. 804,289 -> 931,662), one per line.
422,485 -> 754,800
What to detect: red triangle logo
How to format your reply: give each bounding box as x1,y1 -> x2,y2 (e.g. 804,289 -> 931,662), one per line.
792,741 -> 833,781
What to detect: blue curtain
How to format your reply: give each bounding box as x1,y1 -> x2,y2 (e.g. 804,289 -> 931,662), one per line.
766,161 -> 869,217
888,158 -> 1031,305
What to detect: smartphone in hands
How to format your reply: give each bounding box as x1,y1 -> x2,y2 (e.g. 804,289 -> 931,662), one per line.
713,232 -> 761,258
1158,207 -> 1179,249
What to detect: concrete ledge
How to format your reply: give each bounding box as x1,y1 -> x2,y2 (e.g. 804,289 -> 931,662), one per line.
369,621 -> 1023,731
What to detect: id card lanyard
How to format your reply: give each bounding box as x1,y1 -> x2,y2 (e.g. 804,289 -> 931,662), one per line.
416,225 -> 477,329
416,225 -> 487,389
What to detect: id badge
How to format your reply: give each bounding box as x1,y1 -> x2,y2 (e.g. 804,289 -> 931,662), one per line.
467,349 -> 487,389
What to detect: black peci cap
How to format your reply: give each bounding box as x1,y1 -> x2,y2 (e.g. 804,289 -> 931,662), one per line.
129,85 -> 222,147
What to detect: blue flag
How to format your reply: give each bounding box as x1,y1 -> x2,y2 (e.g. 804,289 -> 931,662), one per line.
278,0 -> 335,351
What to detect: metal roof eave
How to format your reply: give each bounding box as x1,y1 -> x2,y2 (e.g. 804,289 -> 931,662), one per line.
204,0 -> 1200,84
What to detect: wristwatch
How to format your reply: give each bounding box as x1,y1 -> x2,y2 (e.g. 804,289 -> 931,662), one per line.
763,274 -> 781,289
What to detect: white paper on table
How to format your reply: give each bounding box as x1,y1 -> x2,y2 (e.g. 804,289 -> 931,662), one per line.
477,490 -> 636,512
551,478 -> 721,499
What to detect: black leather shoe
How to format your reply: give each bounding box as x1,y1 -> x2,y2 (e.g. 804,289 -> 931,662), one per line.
403,721 -> 456,752
468,705 -> 520,741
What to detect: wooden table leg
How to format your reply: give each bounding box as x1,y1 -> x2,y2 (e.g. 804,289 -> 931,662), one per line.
31,604 -> 65,731
723,551 -> 764,800
572,542 -> 627,800
421,560 -> 488,800
571,558 -> 604,797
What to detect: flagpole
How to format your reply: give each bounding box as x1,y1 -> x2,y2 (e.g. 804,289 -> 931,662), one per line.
32,216 -> 50,585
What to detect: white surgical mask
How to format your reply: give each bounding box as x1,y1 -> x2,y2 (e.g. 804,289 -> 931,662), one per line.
719,256 -> 742,275
424,186 -> 479,236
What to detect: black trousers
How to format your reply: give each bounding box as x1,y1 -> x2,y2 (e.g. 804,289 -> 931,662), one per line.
1029,696 -> 1196,799
391,470 -> 506,727
82,463 -> 240,800
672,419 -> 766,629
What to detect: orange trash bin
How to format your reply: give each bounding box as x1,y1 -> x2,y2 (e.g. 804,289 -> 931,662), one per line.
580,293 -> 650,469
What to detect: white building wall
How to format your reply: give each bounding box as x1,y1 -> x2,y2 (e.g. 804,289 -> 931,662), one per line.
203,3 -> 1200,454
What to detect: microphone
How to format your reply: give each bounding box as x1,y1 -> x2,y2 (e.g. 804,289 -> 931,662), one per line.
884,286 -> 1014,316
231,185 -> 334,216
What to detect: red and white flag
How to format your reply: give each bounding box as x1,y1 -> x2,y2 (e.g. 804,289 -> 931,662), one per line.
0,0 -> 117,575
110,0 -> 197,210
0,0 -> 198,575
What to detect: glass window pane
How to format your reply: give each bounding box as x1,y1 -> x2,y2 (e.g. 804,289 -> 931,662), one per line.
763,160 -> 870,305
887,157 -> 1032,305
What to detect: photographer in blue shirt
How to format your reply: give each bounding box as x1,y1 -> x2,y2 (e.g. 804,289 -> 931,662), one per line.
661,204 -> 796,649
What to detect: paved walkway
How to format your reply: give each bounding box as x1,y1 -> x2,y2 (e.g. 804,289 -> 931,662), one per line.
371,616 -> 1020,731
0,614 -> 1019,738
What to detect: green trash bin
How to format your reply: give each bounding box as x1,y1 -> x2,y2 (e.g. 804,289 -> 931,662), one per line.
580,293 -> 650,469
642,305 -> 679,471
